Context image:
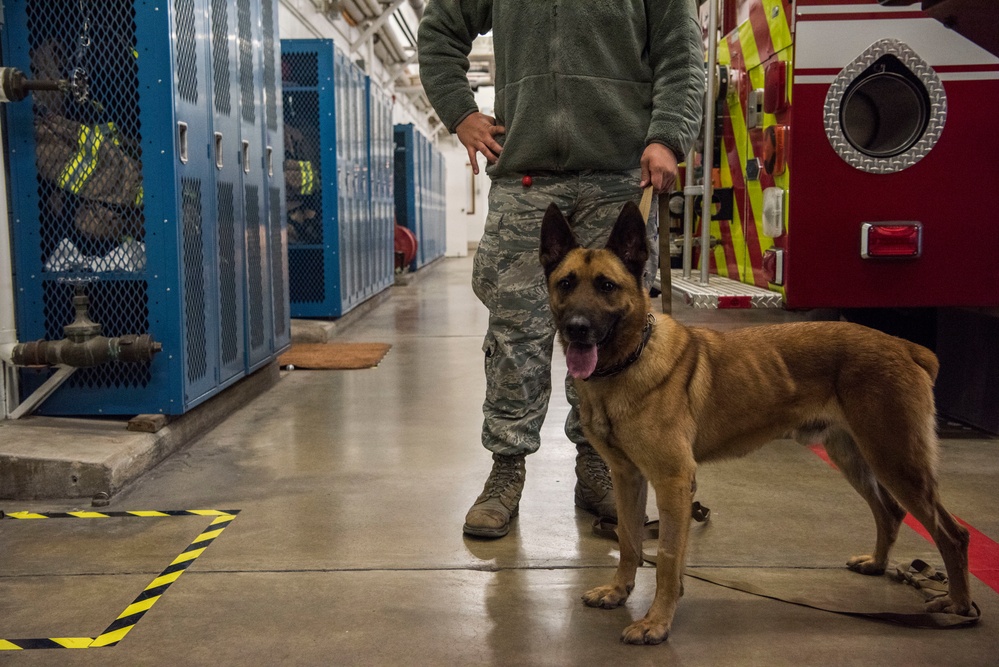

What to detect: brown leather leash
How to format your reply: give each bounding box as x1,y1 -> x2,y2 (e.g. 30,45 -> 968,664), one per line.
636,550 -> 981,629
637,184 -> 672,314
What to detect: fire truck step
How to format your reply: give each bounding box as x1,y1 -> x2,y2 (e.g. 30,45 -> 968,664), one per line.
666,269 -> 784,309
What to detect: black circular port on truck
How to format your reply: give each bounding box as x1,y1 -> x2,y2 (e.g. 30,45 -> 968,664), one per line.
839,54 -> 931,158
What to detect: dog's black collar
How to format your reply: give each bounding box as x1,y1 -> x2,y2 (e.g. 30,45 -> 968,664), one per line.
586,313 -> 656,380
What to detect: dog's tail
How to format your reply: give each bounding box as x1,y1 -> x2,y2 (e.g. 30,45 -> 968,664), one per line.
906,341 -> 940,384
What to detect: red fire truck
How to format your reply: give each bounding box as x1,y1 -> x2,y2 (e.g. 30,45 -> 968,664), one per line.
688,0 -> 999,309
677,0 -> 999,431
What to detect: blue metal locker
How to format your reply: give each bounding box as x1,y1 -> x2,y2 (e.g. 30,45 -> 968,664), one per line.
394,124 -> 421,271
208,0 -> 248,390
347,60 -> 370,304
334,48 -> 356,307
260,0 -> 290,354
417,131 -> 429,267
236,0 -> 273,373
2,0 -> 220,414
367,80 -> 394,294
283,40 -> 340,316
284,39 -> 390,318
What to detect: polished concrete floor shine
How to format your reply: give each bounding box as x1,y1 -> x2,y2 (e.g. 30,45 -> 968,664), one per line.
2,256 -> 997,665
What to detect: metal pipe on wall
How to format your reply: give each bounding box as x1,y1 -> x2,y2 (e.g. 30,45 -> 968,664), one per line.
0,120 -> 19,419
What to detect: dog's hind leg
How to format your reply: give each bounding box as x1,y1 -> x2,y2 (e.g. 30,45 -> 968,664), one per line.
820,427 -> 907,575
899,494 -> 972,615
863,449 -> 972,614
581,452 -> 647,610
843,417 -> 973,615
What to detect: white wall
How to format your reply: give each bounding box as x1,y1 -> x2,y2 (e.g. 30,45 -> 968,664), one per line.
442,85 -> 494,255
443,138 -> 477,257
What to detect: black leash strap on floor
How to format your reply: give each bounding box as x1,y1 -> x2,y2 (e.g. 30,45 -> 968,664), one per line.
639,555 -> 982,629
591,502 -> 711,541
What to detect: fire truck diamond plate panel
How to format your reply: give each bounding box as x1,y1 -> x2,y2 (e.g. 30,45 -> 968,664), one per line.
823,39 -> 947,174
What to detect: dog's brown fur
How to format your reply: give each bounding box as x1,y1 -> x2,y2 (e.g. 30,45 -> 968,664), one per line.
540,201 -> 974,645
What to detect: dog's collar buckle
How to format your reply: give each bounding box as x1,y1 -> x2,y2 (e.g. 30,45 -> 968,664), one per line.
586,313 -> 656,380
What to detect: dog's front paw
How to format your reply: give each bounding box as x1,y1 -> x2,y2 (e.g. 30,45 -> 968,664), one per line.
621,618 -> 670,645
582,584 -> 631,609
846,554 -> 887,576
926,595 -> 974,616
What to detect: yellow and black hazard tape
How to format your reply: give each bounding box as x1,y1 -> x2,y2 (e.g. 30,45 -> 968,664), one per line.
0,509 -> 239,650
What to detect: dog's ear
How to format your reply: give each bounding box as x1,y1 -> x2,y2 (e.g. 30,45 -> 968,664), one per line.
605,201 -> 649,284
540,203 -> 578,277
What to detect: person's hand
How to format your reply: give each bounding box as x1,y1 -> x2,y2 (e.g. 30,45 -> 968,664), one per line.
456,112 -> 505,174
640,143 -> 679,192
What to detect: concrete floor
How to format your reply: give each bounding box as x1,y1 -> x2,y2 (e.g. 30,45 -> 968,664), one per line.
2,256 -> 998,665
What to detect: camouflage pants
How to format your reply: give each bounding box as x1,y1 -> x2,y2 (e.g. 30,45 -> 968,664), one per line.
472,169 -> 658,456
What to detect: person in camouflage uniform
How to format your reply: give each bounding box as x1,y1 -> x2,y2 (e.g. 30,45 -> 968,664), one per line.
418,1 -> 705,538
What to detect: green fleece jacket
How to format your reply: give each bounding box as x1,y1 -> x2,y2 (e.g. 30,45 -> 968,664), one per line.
417,0 -> 705,178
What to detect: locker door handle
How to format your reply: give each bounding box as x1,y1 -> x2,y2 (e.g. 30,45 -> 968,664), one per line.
266,146 -> 273,177
242,140 -> 251,174
214,132 -> 224,170
178,122 -> 189,164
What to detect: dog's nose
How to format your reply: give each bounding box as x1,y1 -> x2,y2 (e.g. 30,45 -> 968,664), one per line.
564,315 -> 591,342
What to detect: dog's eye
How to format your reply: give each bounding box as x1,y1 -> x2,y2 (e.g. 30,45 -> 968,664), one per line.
557,278 -> 573,292
599,280 -> 617,293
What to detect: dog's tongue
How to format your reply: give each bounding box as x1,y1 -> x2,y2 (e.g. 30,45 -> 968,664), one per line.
566,343 -> 599,380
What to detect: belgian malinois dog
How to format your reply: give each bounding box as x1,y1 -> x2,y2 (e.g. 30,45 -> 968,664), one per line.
539,201 -> 975,644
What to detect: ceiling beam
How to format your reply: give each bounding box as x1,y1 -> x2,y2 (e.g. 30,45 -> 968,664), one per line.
349,0 -> 407,53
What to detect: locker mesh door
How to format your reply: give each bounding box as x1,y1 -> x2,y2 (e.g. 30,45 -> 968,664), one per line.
24,0 -> 151,396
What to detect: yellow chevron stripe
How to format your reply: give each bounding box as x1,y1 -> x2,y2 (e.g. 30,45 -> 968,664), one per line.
762,0 -> 792,53
171,547 -> 206,565
725,69 -> 753,285
196,528 -> 225,542
90,627 -> 130,648
148,569 -> 185,589
717,142 -> 749,281
51,637 -> 94,649
714,149 -> 732,279
745,61 -> 770,286
718,34 -> 731,67
0,509 -> 238,650
119,596 -> 159,619
738,20 -> 761,71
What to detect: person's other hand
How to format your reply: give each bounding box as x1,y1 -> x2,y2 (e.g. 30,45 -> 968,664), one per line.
640,143 -> 679,192
456,112 -> 505,174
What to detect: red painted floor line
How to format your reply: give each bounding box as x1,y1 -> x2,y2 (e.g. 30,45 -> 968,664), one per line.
808,443 -> 999,594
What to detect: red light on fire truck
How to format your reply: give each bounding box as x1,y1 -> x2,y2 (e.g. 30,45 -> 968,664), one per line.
860,223 -> 922,259
764,60 -> 788,114
763,125 -> 788,176
763,248 -> 784,286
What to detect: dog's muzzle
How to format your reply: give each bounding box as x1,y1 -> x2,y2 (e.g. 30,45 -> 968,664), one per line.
561,314 -> 608,380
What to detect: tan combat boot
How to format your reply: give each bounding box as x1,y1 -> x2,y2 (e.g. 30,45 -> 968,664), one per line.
463,453 -> 526,538
574,443 -> 618,520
